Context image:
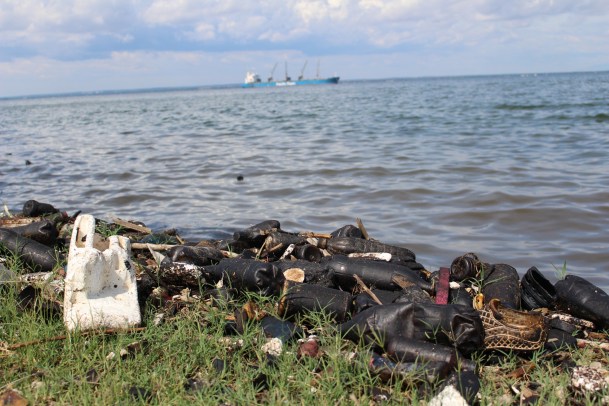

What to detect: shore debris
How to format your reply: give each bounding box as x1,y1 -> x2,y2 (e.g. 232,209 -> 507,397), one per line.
63,214 -> 141,330
3,200 -> 609,403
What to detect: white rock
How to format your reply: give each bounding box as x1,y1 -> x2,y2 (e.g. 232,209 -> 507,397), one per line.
571,366 -> 609,394
261,337 -> 283,356
63,214 -> 141,331
428,385 -> 468,406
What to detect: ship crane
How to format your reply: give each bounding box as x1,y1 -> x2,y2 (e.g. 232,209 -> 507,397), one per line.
267,62 -> 278,82
284,61 -> 291,81
298,60 -> 308,80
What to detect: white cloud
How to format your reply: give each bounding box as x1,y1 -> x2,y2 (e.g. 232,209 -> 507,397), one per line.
0,0 -> 136,56
186,23 -> 216,41
0,0 -> 608,96
1,0 -> 608,51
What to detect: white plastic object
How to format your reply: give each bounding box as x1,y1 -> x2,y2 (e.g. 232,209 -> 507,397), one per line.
63,214 -> 141,331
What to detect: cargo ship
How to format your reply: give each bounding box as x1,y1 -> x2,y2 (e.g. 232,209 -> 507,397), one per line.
242,61 -> 339,88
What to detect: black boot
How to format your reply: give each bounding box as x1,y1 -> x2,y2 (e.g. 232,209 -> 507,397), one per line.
0,228 -> 59,272
520,266 -> 556,310
555,275 -> 609,330
203,258 -> 285,296
337,302 -> 484,356
278,282 -> 353,322
482,263 -> 521,309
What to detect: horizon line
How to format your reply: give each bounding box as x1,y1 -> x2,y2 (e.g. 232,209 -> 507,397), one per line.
2,69 -> 608,101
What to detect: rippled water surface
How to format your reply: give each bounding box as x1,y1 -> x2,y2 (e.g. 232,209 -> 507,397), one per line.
2,72 -> 609,288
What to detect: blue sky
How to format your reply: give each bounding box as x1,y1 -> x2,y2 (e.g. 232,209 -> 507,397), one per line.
1,0 -> 608,97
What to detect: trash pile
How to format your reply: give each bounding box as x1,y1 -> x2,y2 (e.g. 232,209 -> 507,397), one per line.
2,199 -> 609,404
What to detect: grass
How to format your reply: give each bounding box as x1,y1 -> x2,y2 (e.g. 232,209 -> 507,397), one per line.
94,220 -> 124,239
2,255 -> 609,404
553,260 -> 569,280
0,288 -> 384,404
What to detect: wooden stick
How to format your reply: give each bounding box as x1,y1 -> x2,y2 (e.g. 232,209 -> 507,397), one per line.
111,217 -> 152,234
298,232 -> 333,239
356,218 -> 370,240
0,217 -> 41,227
353,275 -> 382,305
220,250 -> 239,258
577,338 -> 609,351
6,327 -> 147,351
131,243 -> 177,251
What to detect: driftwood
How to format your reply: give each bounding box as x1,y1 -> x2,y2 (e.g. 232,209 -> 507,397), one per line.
131,243 -> 177,251
298,231 -> 333,239
2,327 -> 146,352
355,218 -> 370,240
111,217 -> 152,234
0,216 -> 44,228
353,275 -> 382,305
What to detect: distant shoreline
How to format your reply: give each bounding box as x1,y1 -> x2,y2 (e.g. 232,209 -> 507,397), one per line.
2,69 -> 608,101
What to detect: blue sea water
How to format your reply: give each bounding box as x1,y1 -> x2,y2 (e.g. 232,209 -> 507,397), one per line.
1,72 -> 609,289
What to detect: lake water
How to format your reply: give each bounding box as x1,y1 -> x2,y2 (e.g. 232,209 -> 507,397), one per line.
1,72 -> 609,289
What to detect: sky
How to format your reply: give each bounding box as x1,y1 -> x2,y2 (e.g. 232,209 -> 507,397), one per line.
1,0 -> 608,97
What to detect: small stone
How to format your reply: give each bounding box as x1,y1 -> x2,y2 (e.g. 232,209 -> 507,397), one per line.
428,385 -> 468,406
128,386 -> 153,402
555,386 -> 566,404
31,380 -> 45,391
370,386 -> 391,402
261,337 -> 283,356
297,338 -> 320,358
0,389 -> 27,406
212,358 -> 226,374
184,377 -> 207,393
120,341 -> 142,359
571,366 -> 608,393
86,368 -> 100,384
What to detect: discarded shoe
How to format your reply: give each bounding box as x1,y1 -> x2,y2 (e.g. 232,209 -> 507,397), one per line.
274,259 -> 331,286
353,287 -> 432,313
385,337 -> 459,366
337,302 -> 484,355
554,275 -> 609,330
264,231 -> 308,250
279,282 -> 353,322
450,252 -> 483,282
260,315 -> 302,343
368,351 -> 452,383
520,266 -> 557,310
544,328 -> 578,351
22,199 -> 59,217
353,289 -> 402,313
292,244 -> 323,262
167,245 -> 223,266
318,237 -> 416,262
233,220 -> 281,246
203,258 -> 285,296
478,298 -> 548,351
330,224 -> 363,239
327,255 -> 432,292
482,263 -> 521,309
8,219 -> 58,246
0,228 -> 58,272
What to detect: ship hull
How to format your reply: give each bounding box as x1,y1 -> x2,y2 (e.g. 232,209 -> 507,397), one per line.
242,77 -> 339,88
